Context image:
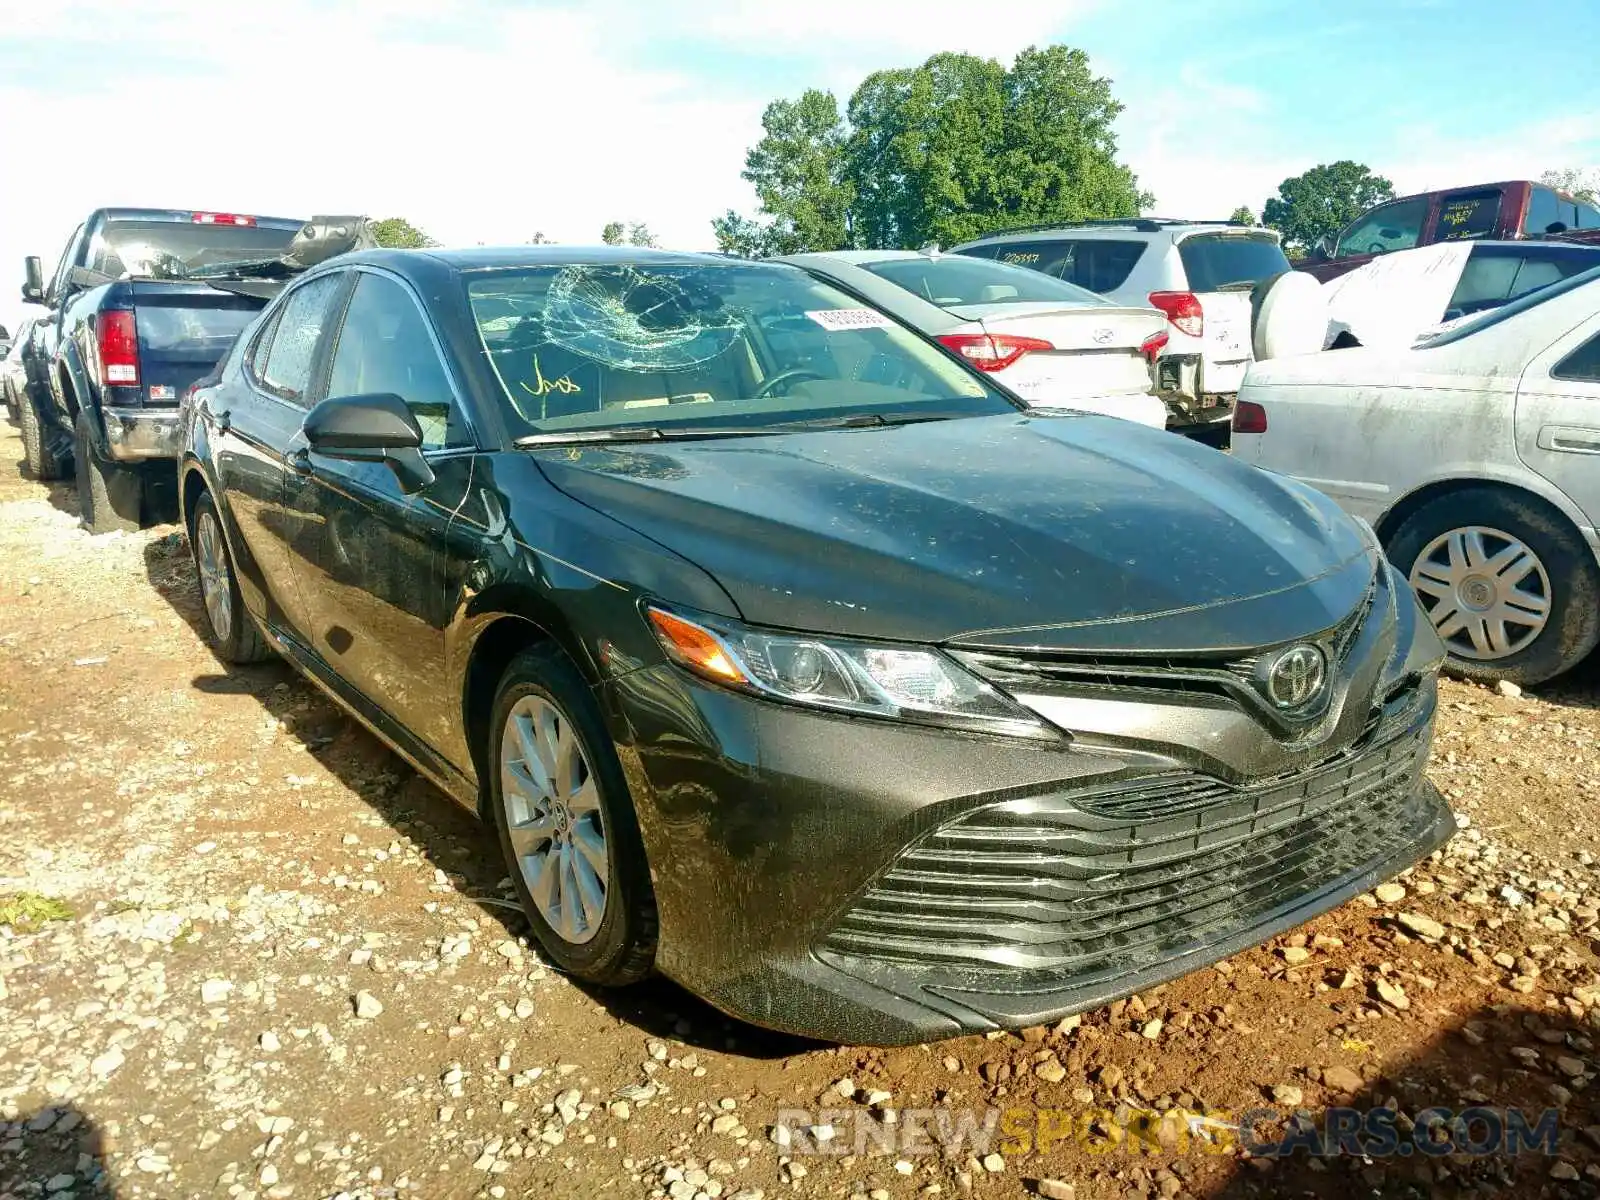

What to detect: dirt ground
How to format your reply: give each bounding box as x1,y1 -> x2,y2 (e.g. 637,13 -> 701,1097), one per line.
2,415 -> 1598,1200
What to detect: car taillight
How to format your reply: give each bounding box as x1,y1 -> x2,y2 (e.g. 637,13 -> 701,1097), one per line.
192,212 -> 257,226
98,311 -> 140,387
1233,399 -> 1267,434
1148,291 -> 1204,338
1139,330 -> 1169,364
937,332 -> 1054,372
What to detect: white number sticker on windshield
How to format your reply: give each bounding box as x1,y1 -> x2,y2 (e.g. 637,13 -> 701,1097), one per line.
806,308 -> 894,332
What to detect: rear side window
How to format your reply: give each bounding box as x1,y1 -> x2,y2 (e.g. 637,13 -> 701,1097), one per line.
1448,249 -> 1521,315
1436,190 -> 1502,242
1526,187 -> 1565,235
1177,234 -> 1291,292
964,239 -> 1148,293
860,256 -> 1110,308
1553,332 -> 1600,382
257,274 -> 343,404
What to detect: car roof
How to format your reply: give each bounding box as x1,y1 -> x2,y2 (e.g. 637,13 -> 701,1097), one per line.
784,249 -> 937,265
953,220 -> 1276,248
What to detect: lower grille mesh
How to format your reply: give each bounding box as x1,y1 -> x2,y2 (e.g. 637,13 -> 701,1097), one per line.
822,725 -> 1433,986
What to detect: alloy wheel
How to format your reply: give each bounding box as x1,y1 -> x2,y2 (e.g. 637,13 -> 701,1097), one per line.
1408,525 -> 1551,661
500,694 -> 608,945
195,510 -> 234,645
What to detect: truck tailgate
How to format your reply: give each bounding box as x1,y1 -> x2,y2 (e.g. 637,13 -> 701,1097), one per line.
128,283 -> 266,404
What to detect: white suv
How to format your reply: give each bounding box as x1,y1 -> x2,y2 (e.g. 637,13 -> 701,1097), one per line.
953,220 -> 1293,432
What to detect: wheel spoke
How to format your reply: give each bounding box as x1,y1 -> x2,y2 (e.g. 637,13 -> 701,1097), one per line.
525,850 -> 557,917
511,715 -> 553,797
1461,529 -> 1491,570
558,842 -> 581,941
1411,574 -> 1454,601
568,778 -> 599,816
1485,619 -> 1514,657
571,819 -> 607,880
1464,617 -> 1492,657
536,707 -> 564,788
508,812 -> 557,860
1435,609 -> 1468,641
1502,586 -> 1550,619
1493,550 -> 1539,587
1414,558 -> 1456,588
570,845 -> 606,930
1445,531 -> 1471,573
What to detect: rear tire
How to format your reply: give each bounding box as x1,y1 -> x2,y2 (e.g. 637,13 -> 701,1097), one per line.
19,389 -> 63,481
1386,487 -> 1600,687
188,490 -> 272,664
75,412 -> 142,534
488,644 -> 657,985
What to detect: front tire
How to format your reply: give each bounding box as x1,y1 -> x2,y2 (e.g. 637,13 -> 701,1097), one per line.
188,490 -> 272,664
18,390 -> 63,481
75,412 -> 141,534
488,644 -> 656,985
1387,487 -> 1600,686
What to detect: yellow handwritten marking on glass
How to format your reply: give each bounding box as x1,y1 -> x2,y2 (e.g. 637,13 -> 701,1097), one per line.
519,354 -> 582,399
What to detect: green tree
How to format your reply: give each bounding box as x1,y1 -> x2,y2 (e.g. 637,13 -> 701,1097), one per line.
601,221 -> 626,246
1229,205 -> 1257,226
1262,162 -> 1394,255
600,222 -> 656,247
529,231 -> 552,244
714,46 -> 1149,253
627,222 -> 658,247
713,89 -> 854,256
369,217 -> 436,249
1541,168 -> 1599,206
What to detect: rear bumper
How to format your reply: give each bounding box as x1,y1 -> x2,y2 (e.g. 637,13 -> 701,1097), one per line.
101,407 -> 180,462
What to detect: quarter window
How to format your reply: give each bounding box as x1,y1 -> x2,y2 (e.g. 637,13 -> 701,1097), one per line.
327,273 -> 468,450
257,274 -> 343,405
1525,186 -> 1564,235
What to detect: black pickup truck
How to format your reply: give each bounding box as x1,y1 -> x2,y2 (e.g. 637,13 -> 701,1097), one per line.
18,209 -> 370,531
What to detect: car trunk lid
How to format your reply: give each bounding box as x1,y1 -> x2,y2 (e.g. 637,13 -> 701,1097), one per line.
945,303 -> 1164,400
124,281 -> 268,404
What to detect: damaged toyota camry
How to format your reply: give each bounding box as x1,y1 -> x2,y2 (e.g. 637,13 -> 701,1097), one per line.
178,246 -> 1456,1045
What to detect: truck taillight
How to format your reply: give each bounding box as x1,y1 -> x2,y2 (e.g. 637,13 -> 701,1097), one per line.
192,212 -> 257,226
98,310 -> 140,387
1233,399 -> 1267,434
1139,330 -> 1169,364
1148,291 -> 1204,338
937,332 -> 1054,372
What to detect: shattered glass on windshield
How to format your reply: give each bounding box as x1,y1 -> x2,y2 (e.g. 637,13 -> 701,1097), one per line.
541,265 -> 746,372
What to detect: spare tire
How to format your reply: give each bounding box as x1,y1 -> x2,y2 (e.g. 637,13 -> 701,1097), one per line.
1251,270 -> 1328,361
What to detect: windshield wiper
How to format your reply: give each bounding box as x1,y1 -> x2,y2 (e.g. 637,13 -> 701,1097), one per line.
513,410 -> 966,449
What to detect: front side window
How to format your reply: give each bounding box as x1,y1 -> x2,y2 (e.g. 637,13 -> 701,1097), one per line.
859,255 -> 1110,308
327,273 -> 469,450
1435,190 -> 1502,242
466,261 -> 1010,438
1525,186 -> 1564,235
257,274 -> 343,404
1334,197 -> 1428,258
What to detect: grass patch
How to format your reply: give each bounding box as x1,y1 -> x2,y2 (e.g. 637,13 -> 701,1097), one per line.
0,892 -> 75,931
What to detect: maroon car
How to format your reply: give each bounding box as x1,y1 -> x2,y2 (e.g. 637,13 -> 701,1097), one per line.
1297,180 -> 1600,282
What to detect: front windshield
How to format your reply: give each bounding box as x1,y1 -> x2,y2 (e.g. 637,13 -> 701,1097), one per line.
465,261 -> 1015,437
92,220 -> 299,280
859,255 -> 1111,309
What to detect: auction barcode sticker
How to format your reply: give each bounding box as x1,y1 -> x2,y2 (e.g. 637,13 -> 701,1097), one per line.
806,308 -> 894,332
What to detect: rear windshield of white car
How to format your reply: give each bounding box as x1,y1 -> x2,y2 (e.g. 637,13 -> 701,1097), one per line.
958,239 -> 1148,294
860,256 -> 1111,309
1177,233 -> 1291,292
1416,262 -> 1600,350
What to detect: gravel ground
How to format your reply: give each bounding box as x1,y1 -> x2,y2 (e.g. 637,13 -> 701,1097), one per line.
1,416 -> 1598,1200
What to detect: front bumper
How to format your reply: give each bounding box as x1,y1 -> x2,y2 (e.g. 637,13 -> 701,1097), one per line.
101,407 -> 180,462
607,603 -> 1451,1045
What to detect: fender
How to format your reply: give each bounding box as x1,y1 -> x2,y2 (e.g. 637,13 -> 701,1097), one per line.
56,337 -> 97,441
1377,465 -> 1600,565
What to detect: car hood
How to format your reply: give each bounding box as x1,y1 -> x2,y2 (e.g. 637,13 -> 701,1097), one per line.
529,413 -> 1375,653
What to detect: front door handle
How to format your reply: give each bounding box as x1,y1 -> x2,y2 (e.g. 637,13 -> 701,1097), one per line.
286,447 -> 312,475
1537,425 -> 1600,455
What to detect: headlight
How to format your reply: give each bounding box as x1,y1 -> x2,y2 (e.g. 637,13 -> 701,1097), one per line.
644,606 -> 1054,739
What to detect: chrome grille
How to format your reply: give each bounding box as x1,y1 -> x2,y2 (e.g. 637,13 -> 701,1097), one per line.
821,721 -> 1433,985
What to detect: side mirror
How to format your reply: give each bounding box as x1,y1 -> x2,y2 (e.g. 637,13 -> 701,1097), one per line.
21,256 -> 44,304
302,392 -> 435,493
1309,235 -> 1334,261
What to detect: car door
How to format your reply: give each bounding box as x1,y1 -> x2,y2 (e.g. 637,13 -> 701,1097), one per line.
1514,315 -> 1600,531
212,272 -> 350,640
288,267 -> 478,753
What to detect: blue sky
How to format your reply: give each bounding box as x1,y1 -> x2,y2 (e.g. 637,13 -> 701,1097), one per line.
4,0 -> 1599,336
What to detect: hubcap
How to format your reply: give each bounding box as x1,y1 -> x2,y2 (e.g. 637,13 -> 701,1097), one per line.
1408,525 -> 1551,661
500,695 -> 607,945
195,511 -> 233,644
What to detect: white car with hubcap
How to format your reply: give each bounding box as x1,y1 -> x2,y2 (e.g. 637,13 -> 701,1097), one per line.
1232,264 -> 1600,687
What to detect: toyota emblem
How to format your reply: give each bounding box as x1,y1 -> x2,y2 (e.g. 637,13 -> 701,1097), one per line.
1262,644 -> 1327,709
1092,328 -> 1114,345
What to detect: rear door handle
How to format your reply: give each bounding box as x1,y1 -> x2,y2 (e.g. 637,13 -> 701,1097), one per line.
1537,425 -> 1600,454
